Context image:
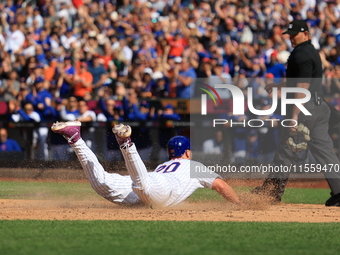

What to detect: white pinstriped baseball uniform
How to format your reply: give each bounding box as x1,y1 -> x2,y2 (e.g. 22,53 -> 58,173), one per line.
72,139 -> 219,207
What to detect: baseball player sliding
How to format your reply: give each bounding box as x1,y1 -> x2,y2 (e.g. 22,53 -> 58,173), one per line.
51,120 -> 241,207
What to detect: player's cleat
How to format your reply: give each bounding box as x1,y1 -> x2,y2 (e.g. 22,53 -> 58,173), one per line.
112,123 -> 132,148
51,120 -> 82,144
325,193 -> 340,206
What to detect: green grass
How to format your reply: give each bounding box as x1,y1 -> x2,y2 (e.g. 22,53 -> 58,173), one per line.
0,180 -> 331,204
0,180 -> 337,254
0,220 -> 339,255
282,188 -> 330,204
0,181 -> 99,200
188,186 -> 330,204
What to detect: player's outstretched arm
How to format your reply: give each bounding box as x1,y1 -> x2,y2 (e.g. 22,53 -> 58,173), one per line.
212,178 -> 242,205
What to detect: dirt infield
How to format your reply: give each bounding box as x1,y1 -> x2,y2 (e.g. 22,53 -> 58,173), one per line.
0,178 -> 338,223
1,198 -> 339,223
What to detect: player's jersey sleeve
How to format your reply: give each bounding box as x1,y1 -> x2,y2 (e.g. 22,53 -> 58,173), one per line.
189,160 -> 220,189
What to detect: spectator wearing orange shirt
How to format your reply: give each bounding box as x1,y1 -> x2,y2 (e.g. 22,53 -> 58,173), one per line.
73,62 -> 93,100
166,32 -> 187,57
44,59 -> 57,82
99,42 -> 113,70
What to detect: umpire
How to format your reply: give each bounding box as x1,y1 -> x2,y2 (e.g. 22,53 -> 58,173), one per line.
252,20 -> 340,206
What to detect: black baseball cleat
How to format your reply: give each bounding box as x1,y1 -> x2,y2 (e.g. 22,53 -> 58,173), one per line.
325,193 -> 340,206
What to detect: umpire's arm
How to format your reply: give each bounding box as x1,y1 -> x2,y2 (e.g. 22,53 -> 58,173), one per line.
212,178 -> 242,205
290,82 -> 310,129
265,81 -> 286,94
290,51 -> 313,129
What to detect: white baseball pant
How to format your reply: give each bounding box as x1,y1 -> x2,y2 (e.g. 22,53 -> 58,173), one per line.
71,139 -> 140,204
120,143 -> 173,207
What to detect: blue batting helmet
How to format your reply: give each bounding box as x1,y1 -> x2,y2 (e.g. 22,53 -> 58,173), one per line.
166,136 -> 191,159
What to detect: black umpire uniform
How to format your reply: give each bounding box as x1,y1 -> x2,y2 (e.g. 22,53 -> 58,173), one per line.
253,20 -> 340,206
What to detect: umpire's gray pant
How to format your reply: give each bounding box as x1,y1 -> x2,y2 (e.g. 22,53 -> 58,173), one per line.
266,99 -> 340,198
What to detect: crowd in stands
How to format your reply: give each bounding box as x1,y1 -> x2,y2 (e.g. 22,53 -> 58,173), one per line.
0,0 -> 340,161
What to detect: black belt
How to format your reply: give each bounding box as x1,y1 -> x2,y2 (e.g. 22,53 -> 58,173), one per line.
313,92 -> 321,106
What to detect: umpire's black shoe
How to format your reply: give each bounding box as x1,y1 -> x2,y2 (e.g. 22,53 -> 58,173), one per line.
325,193 -> 340,206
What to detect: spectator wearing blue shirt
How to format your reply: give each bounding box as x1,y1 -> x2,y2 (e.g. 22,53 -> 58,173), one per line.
305,9 -> 319,28
265,51 -> 286,83
159,104 -> 181,121
0,128 -> 21,152
59,96 -> 81,121
124,98 -> 154,160
10,102 -> 41,123
124,99 -> 153,122
5,0 -> 17,13
36,29 -> 51,52
153,20 -> 165,38
97,97 -> 123,122
88,55 -> 108,99
158,103 -> 182,161
58,56 -> 75,98
174,57 -> 197,98
10,102 -> 48,160
137,36 -> 158,60
35,45 -> 48,66
25,77 -> 53,118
